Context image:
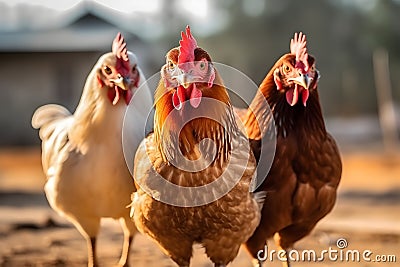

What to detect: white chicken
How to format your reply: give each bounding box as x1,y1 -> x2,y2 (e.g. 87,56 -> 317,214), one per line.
31,33 -> 153,267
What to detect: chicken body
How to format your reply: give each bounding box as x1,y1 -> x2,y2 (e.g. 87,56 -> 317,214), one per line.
131,27 -> 263,267
237,34 -> 342,267
32,34 -> 153,266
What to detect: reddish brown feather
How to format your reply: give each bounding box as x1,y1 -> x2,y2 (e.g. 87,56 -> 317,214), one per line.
135,41 -> 261,266
240,35 -> 342,262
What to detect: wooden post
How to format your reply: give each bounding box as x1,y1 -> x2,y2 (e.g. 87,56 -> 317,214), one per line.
373,48 -> 399,155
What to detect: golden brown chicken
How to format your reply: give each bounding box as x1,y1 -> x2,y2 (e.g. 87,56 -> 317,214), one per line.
130,26 -> 265,267
235,33 -> 342,267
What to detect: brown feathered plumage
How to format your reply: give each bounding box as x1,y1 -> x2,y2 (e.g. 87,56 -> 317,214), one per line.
130,27 -> 264,267
235,33 -> 342,267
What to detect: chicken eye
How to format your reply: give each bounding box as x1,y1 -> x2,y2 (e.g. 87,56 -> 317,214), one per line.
103,66 -> 112,75
132,64 -> 137,72
199,61 -> 206,70
167,60 -> 175,70
282,64 -> 291,74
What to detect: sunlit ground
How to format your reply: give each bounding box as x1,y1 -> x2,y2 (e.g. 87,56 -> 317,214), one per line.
0,147 -> 399,266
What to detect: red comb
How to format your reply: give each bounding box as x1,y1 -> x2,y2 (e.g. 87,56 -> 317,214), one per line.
178,26 -> 198,65
112,32 -> 130,76
112,32 -> 129,61
290,32 -> 309,72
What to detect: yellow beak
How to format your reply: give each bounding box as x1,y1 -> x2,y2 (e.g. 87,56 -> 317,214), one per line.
288,73 -> 312,90
111,75 -> 130,90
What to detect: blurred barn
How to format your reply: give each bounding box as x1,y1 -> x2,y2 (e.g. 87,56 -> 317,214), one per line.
0,0 -> 399,148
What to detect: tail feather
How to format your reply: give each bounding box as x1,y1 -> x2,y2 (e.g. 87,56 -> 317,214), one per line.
32,104 -> 71,140
252,191 -> 267,211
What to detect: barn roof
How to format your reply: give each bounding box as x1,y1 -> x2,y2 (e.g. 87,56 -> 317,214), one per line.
0,1 -> 163,52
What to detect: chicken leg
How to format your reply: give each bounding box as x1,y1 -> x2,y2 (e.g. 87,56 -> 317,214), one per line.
251,258 -> 264,267
274,233 -> 291,267
118,217 -> 137,266
87,237 -> 98,267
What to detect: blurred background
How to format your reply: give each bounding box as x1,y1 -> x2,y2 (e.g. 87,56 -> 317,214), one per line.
0,0 -> 399,147
0,0 -> 399,266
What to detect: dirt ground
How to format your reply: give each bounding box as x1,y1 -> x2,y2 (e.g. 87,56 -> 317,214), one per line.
0,147 -> 399,267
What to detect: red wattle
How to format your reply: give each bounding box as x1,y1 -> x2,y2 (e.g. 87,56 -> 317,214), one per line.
177,86 -> 186,104
286,86 -> 299,106
108,87 -> 121,105
172,92 -> 181,110
134,76 -> 140,89
112,86 -> 120,105
301,89 -> 309,106
107,87 -> 133,106
189,84 -> 202,108
125,89 -> 133,105
172,86 -> 186,110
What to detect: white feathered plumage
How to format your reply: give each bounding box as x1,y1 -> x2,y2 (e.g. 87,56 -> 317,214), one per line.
32,33 -> 153,267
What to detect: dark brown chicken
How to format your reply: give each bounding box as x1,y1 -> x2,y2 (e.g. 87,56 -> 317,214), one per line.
130,26 -> 264,267
236,33 -> 342,267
